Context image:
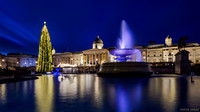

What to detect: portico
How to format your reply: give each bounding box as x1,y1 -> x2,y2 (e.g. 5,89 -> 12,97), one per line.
83,49 -> 108,66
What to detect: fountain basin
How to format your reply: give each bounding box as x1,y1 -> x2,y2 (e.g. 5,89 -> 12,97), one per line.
97,62 -> 152,77
110,48 -> 141,62
110,48 -> 136,57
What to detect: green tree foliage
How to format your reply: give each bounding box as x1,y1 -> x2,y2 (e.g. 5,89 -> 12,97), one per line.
36,22 -> 53,72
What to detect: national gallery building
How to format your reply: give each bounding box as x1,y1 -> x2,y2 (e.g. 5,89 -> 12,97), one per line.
53,35 -> 200,67
53,36 -> 116,67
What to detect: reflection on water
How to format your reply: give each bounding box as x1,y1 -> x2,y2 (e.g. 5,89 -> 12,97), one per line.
35,75 -> 54,112
0,84 -> 6,104
148,78 -> 177,112
57,74 -> 103,110
0,74 -> 200,112
59,75 -> 78,98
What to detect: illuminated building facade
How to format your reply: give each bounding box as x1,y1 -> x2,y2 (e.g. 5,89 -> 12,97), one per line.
140,35 -> 200,65
0,54 -> 6,68
6,53 -> 37,68
53,35 -> 200,67
53,36 -> 116,67
53,51 -> 84,67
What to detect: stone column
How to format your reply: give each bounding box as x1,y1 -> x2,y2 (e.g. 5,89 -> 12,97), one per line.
86,54 -> 88,65
91,54 -> 93,65
100,53 -> 101,63
83,54 -> 85,65
95,54 -> 97,65
88,54 -> 89,65
193,49 -> 196,64
98,54 -> 100,63
93,54 -> 95,65
91,54 -> 92,65
85,55 -> 86,65
100,54 -> 101,63
105,53 -> 107,62
98,54 -> 100,64
102,53 -> 103,63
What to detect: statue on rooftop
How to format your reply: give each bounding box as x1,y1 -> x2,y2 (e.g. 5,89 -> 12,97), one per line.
178,36 -> 188,51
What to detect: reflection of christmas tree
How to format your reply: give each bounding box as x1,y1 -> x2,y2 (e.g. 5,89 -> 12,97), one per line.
36,21 -> 53,72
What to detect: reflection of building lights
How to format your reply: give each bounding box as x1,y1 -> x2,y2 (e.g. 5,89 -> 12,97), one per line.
36,61 -> 37,63
143,56 -> 146,59
58,63 -> 77,67
58,76 -> 66,82
25,62 -> 26,64
2,59 -> 5,62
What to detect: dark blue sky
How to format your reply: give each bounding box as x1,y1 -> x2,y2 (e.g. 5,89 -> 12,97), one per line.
0,0 -> 200,55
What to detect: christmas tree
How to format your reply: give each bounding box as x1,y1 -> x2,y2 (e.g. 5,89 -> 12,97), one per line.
36,21 -> 53,72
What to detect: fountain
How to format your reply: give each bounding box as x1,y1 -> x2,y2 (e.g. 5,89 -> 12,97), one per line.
98,20 -> 152,77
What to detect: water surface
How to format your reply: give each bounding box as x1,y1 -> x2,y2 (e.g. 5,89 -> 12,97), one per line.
0,74 -> 200,112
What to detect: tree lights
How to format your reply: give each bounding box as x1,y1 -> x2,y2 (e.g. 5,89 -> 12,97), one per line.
36,21 -> 53,72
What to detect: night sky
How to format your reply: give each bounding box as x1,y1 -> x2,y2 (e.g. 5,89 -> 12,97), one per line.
0,0 -> 200,55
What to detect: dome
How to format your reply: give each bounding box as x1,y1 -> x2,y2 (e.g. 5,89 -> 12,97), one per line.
93,36 -> 104,49
93,36 -> 103,44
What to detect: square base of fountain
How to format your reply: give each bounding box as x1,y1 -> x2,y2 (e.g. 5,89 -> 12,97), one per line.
97,62 -> 153,77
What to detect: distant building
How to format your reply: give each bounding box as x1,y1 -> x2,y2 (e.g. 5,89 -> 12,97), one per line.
6,53 -> 37,68
0,54 -> 6,68
140,35 -> 200,65
53,35 -> 200,67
